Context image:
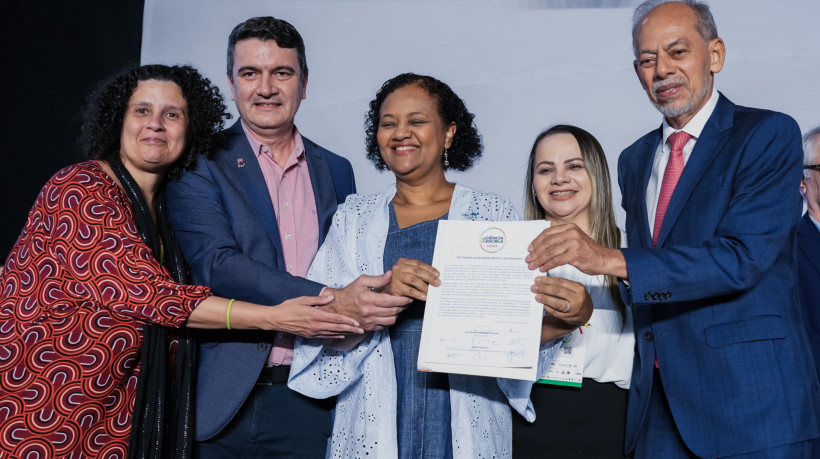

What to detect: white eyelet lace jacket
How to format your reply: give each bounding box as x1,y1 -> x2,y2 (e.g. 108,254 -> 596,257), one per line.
288,183 -> 561,458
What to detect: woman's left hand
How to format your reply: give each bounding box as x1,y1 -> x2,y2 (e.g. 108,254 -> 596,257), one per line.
385,258 -> 441,302
532,275 -> 593,328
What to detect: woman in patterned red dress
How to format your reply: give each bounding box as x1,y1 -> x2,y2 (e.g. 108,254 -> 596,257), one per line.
0,65 -> 362,459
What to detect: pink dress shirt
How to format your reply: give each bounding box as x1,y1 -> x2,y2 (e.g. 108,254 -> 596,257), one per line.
241,121 -> 319,366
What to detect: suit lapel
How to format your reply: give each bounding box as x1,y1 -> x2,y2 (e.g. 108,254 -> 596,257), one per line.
797,214 -> 820,276
655,94 -> 733,247
304,137 -> 337,242
636,130 -> 662,248
222,121 -> 285,261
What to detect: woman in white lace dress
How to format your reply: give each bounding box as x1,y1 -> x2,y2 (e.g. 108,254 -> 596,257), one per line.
288,75 -> 592,458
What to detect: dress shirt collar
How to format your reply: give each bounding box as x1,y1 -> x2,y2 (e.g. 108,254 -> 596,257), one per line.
810,213 -> 820,233
239,118 -> 305,162
661,87 -> 720,144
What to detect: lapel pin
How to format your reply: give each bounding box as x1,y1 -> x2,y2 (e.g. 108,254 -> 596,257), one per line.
237,158 -> 245,168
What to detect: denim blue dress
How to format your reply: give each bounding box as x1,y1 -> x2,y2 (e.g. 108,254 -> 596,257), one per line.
384,202 -> 452,458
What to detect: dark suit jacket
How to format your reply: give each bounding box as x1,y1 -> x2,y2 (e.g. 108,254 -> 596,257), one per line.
798,213 -> 820,380
166,121 -> 355,440
798,213 -> 820,459
618,94 -> 820,458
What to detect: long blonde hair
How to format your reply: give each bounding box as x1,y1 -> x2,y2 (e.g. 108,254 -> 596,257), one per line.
524,125 -> 625,319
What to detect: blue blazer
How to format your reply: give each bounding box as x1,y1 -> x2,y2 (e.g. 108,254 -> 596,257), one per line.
618,94 -> 819,457
797,213 -> 820,459
166,121 -> 356,440
798,213 -> 820,380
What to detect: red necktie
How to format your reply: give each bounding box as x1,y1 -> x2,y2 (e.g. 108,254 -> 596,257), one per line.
652,131 -> 691,247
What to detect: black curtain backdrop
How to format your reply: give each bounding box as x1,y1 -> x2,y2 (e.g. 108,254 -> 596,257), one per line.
1,0 -> 144,257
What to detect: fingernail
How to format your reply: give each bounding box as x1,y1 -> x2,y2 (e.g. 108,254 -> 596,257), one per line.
535,294 -> 543,302
534,277 -> 542,283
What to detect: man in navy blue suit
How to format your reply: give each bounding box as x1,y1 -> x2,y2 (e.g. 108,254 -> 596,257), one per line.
166,16 -> 410,458
527,1 -> 819,457
800,127 -> 820,459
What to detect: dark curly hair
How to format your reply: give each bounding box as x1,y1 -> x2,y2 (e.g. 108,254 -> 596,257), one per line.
80,64 -> 230,179
364,73 -> 483,171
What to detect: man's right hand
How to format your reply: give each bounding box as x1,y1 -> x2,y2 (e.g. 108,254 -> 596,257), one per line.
324,272 -> 413,331
267,295 -> 365,339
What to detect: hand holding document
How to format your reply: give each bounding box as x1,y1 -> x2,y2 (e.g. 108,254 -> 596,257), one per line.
417,220 -> 548,381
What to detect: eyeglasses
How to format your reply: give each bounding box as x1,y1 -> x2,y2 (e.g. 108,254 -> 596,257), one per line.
806,164 -> 820,171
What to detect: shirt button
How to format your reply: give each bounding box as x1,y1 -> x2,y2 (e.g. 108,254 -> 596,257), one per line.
285,234 -> 292,239
277,332 -> 284,338
644,332 -> 654,342
286,264 -> 293,271
283,202 -> 289,208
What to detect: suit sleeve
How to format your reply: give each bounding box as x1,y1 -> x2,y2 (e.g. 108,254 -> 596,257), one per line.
620,113 -> 803,306
166,159 -> 324,306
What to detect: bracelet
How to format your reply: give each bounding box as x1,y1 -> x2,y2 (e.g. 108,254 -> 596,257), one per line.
226,298 -> 235,330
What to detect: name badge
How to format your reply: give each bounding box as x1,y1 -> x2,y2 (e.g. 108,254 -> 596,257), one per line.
537,325 -> 588,387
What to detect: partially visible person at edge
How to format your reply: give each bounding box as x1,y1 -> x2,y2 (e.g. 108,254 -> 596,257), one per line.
513,125 -> 634,459
799,127 -> 820,459
0,64 -> 362,459
526,1 -> 820,457
288,73 -> 593,458
165,16 -> 410,459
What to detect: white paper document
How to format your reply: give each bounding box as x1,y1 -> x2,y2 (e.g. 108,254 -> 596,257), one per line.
417,220 -> 549,381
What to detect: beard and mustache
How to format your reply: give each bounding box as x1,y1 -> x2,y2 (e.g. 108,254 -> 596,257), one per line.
650,70 -> 711,119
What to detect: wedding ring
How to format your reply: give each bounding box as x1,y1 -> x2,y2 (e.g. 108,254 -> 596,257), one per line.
562,300 -> 571,313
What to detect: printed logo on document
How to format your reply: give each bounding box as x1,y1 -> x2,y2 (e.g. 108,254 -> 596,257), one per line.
479,227 -> 506,253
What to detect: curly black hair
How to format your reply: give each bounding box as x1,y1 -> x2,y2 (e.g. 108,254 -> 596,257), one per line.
80,64 -> 231,179
364,73 -> 483,171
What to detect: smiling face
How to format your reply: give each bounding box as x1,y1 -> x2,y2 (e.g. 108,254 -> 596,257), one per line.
633,2 -> 725,129
532,133 -> 593,231
119,79 -> 188,175
376,84 -> 455,182
228,38 -> 306,141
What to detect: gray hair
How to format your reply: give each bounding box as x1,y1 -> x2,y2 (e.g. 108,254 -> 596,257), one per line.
804,127 -> 820,179
632,0 -> 718,56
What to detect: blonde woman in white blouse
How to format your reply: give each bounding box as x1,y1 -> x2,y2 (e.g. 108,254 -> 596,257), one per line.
515,124 -> 635,459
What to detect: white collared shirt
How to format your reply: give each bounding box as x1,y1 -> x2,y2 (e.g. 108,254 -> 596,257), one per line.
810,213 -> 820,233
645,88 -> 720,236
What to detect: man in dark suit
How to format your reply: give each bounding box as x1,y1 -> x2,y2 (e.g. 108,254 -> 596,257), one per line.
166,16 -> 409,458
800,127 -> 820,459
527,1 -> 819,457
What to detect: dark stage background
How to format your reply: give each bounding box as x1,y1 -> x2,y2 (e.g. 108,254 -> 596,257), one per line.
1,1 -> 144,257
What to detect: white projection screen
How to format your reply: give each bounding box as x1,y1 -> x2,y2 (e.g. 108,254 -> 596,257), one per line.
142,0 -> 820,226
